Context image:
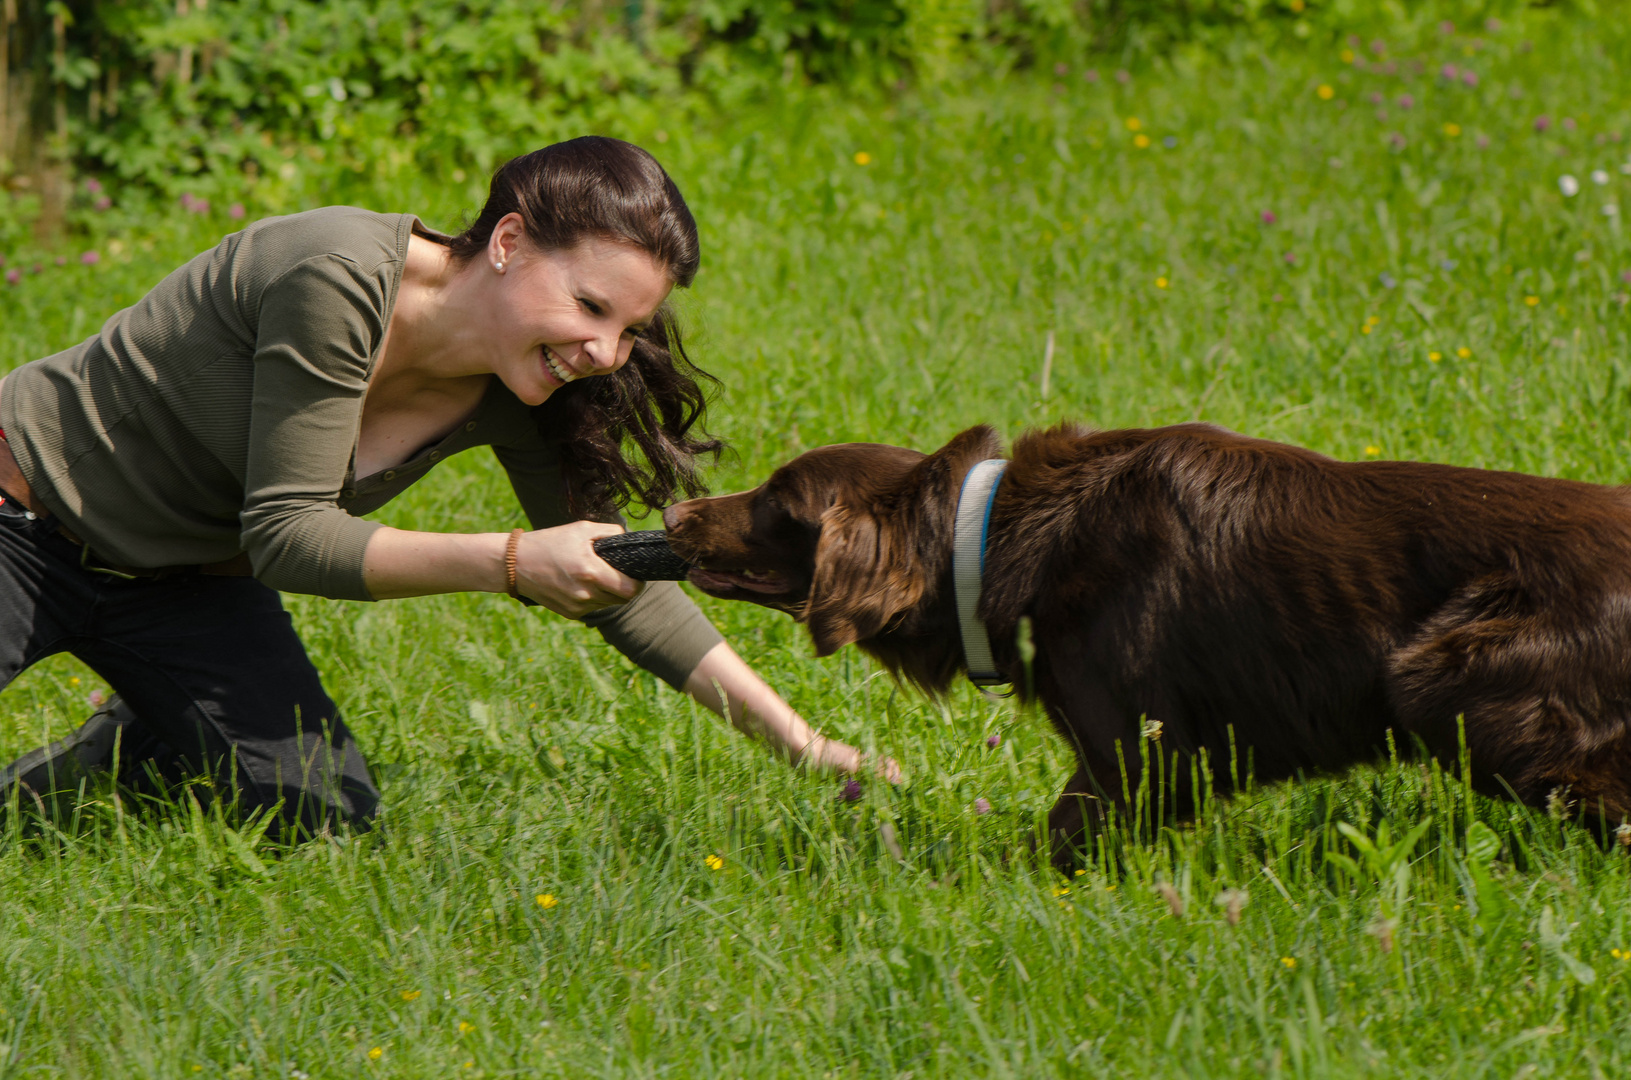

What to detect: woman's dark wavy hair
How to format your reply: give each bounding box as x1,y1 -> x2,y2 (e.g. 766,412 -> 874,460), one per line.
444,136 -> 721,516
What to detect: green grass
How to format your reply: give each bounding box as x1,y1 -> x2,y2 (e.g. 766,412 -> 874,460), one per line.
4,11 -> 1631,1077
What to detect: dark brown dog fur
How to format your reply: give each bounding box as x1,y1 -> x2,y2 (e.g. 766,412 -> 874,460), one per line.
663,423 -> 1631,862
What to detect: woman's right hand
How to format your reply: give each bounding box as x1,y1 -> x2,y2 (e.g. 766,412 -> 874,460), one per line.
514,521 -> 644,618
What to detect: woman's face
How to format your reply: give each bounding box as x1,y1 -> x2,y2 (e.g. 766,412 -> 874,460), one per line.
483,217 -> 674,406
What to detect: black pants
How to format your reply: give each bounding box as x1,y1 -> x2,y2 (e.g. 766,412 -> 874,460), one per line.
0,498 -> 378,833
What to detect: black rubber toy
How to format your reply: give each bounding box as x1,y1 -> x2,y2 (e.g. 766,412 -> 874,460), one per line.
592,531 -> 694,581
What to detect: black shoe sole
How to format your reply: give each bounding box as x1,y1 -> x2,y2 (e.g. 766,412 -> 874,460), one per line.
0,695 -> 140,803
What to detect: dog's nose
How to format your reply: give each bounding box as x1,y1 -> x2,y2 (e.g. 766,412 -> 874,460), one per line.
661,503 -> 690,533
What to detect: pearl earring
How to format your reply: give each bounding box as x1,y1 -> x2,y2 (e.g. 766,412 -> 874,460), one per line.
494,261 -> 505,273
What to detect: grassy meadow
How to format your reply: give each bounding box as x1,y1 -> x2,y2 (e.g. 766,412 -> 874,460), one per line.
4,11 -> 1631,1077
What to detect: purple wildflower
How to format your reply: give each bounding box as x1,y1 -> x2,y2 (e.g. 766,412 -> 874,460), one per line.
1476,134 -> 1490,149
1535,115 -> 1552,132
1440,20 -> 1455,35
1621,270 -> 1631,285
1084,69 -> 1099,83
986,733 -> 1002,749
1461,69 -> 1479,87
1368,92 -> 1384,105
229,202 -> 246,220
1562,117 -> 1577,132
84,178 -> 103,194
93,195 -> 111,211
1284,252 -> 1298,265
1115,69 -> 1131,84
973,798 -> 992,815
1261,209 -> 1277,225
80,250 -> 100,265
53,256 -> 65,267
838,778 -> 863,803
1485,17 -> 1501,32
4,269 -> 19,286
1440,64 -> 1458,80
1054,62 -> 1068,76
1370,39 -> 1386,55
1397,94 -> 1414,110
87,689 -> 106,708
30,263 -> 42,274
1388,132 -> 1408,151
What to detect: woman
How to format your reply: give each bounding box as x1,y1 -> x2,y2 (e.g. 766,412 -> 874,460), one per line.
0,136 -> 878,832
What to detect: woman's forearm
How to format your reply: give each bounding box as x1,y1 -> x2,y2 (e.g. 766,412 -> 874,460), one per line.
362,526 -> 510,599
361,520 -> 638,615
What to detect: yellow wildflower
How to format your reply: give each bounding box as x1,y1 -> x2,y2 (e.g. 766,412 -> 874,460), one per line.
1134,134 -> 1150,148
1125,117 -> 1142,131
1365,446 -> 1381,456
401,990 -> 422,1001
705,854 -> 724,871
536,893 -> 558,909
368,1047 -> 383,1061
1443,122 -> 1462,137
1361,325 -> 1372,335
853,151 -> 871,166
1281,956 -> 1297,969
1525,296 -> 1540,306
1317,85 -> 1334,101
1429,351 -> 1442,361
1341,49 -> 1355,64
1074,869 -> 1087,877
1156,276 -> 1169,289
458,1021 -> 476,1034
1052,886 -> 1071,897
1457,347 -> 1471,358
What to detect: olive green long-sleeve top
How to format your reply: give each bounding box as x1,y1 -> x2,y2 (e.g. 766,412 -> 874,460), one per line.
0,206 -> 721,688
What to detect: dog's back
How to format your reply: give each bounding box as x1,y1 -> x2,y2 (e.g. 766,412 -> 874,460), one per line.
983,423 -> 1631,817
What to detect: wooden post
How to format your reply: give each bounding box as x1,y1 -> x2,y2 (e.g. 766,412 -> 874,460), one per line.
37,2 -> 69,239
0,0 -> 12,175
177,0 -> 193,88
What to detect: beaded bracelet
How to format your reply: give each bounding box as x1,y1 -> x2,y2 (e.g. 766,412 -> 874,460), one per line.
504,528 -> 537,606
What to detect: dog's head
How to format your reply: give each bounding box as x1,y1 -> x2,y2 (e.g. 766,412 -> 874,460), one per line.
663,426 -> 1005,669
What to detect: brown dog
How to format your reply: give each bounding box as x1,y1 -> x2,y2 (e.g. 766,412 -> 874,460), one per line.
663,423 -> 1631,861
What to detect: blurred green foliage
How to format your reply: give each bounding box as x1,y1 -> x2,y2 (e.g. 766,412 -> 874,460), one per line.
0,0 -> 1587,208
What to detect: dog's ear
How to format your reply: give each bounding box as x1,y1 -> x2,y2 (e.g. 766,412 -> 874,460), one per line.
804,503 -> 928,656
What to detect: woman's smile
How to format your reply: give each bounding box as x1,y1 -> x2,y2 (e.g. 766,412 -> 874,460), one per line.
543,347 -> 581,386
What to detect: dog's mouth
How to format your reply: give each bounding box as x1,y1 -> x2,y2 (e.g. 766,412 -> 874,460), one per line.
687,566 -> 795,596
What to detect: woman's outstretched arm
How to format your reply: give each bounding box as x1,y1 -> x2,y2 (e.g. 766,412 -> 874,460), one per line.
684,641 -> 901,781
364,523 -> 897,780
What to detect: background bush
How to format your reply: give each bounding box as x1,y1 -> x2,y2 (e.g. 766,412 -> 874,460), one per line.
0,0 -> 1590,223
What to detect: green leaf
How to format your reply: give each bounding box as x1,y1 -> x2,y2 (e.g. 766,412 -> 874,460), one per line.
1465,822 -> 1500,865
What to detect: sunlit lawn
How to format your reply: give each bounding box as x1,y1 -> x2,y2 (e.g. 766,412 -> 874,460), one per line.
2,12 -> 1631,1077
